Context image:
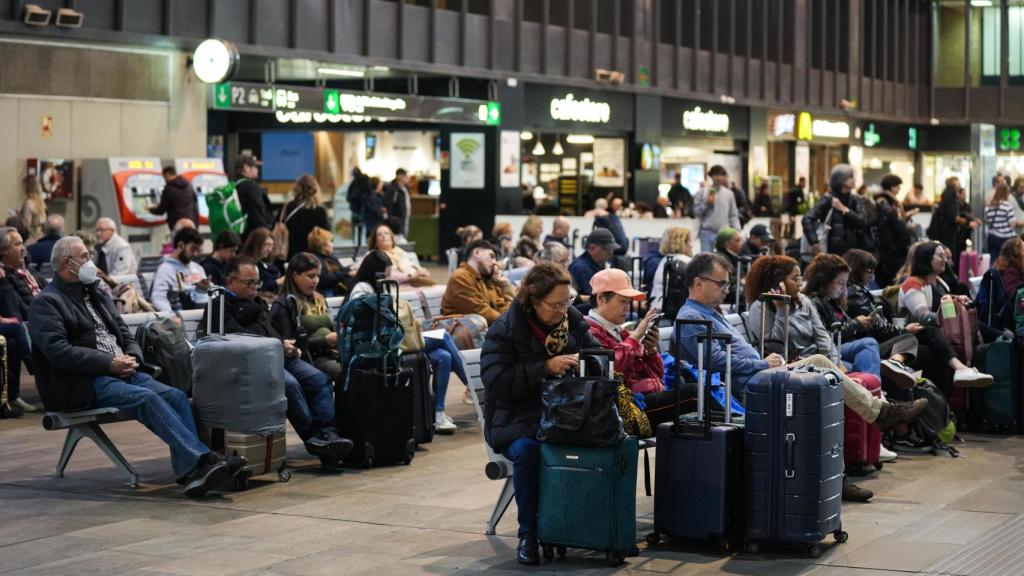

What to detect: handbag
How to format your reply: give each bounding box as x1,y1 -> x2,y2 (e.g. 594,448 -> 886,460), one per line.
272,202 -> 302,262
397,299 -> 424,352
538,349 -> 626,447
422,314 -> 487,350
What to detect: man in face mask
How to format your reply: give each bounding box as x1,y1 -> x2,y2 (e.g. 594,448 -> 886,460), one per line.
27,236 -> 245,497
441,239 -> 514,325
150,227 -> 210,313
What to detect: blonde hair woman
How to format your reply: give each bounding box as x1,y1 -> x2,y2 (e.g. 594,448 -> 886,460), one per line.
20,175 -> 46,243
649,226 -> 693,311
281,174 -> 329,259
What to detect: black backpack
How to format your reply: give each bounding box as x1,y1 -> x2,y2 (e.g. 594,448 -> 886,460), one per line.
661,256 -> 689,320
136,316 -> 193,395
346,175 -> 370,214
888,378 -> 959,457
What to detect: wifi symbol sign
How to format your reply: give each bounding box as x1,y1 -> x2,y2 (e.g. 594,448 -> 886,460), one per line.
456,138 -> 480,159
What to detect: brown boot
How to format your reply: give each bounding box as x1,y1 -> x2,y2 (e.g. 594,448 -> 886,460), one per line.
875,398 -> 928,431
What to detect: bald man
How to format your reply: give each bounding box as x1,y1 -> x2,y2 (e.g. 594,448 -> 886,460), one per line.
27,214 -> 64,266
543,216 -> 572,249
94,218 -> 137,276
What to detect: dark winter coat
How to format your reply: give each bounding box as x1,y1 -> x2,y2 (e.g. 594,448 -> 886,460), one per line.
150,176 -> 200,230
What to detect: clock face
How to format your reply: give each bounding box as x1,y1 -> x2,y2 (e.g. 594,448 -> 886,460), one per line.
193,39 -> 238,84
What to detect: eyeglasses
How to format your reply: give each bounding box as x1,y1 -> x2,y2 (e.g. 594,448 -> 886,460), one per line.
698,276 -> 731,290
230,278 -> 260,288
539,296 -> 576,312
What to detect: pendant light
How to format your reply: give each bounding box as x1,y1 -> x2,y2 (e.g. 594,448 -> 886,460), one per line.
552,137 -> 564,156
532,139 -> 546,155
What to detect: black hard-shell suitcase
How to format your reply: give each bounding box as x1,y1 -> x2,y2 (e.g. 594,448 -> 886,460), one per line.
403,350 -> 435,445
649,319 -> 743,548
337,279 -> 417,467
743,292 -> 847,557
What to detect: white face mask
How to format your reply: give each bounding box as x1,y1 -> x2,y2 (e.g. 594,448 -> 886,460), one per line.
74,259 -> 98,285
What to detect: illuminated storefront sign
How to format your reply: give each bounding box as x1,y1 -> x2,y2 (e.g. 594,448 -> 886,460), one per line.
772,112 -> 850,141
549,93 -> 612,124
682,106 -> 730,133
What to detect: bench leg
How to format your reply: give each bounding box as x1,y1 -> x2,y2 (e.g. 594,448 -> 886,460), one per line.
485,477 -> 515,536
56,423 -> 139,488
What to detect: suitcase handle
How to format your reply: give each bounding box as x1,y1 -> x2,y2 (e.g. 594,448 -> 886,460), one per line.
785,433 -> 796,479
674,319 -> 712,434
578,348 -> 615,378
697,333 -> 734,424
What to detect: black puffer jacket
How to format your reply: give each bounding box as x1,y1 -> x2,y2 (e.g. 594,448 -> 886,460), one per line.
28,277 -> 142,412
480,301 -> 600,452
801,190 -> 867,256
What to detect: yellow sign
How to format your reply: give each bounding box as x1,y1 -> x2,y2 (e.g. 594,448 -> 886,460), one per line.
796,112 -> 813,141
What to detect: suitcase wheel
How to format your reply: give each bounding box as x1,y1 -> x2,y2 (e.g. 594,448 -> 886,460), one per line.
645,531 -> 661,546
403,439 -> 417,465
834,530 -> 849,543
542,546 -> 554,562
605,552 -> 625,567
807,545 -> 822,559
235,475 -> 249,491
278,469 -> 291,482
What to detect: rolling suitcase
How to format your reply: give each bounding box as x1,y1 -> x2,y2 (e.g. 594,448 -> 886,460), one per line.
537,350 -> 638,566
843,373 -> 881,470
337,279 -> 417,467
649,319 -> 743,549
404,350 -> 435,444
978,334 -> 1020,430
193,288 -> 290,488
743,292 -> 846,557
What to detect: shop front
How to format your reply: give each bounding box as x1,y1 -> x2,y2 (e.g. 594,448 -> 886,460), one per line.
915,125 -> 973,206
856,121 -> 920,197
659,97 -> 750,204
995,126 -> 1024,186
512,84 -> 634,216
766,111 -> 852,196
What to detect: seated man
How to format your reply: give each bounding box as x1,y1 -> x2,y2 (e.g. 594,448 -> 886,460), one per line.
28,236 -> 241,497
94,218 -> 138,276
441,239 -> 514,325
26,214 -> 63,266
151,227 -> 210,312
585,269 -> 684,427
200,230 -> 241,287
199,257 -> 353,470
676,252 -> 928,502
543,216 -> 572,249
0,226 -> 47,321
568,228 -> 619,304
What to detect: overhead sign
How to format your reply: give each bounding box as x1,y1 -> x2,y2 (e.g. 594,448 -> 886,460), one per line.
863,124 -> 880,147
812,118 -> 851,139
771,112 -> 850,141
478,101 -> 501,126
908,127 -> 919,150
682,106 -> 730,133
550,93 -> 611,124
999,127 -> 1022,152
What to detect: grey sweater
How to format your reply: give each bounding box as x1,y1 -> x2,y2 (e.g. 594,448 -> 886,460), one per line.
746,294 -> 838,362
692,185 -> 741,233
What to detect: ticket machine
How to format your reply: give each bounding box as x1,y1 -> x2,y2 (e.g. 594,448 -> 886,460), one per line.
174,157 -> 228,226
80,157 -> 167,256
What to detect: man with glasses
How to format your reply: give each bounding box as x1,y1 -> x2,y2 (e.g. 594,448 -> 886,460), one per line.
29,236 -> 244,496
199,257 -> 353,470
93,218 -> 137,276
441,239 -> 513,325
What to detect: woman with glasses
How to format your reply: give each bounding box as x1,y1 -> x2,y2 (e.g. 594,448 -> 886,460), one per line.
480,262 -> 601,566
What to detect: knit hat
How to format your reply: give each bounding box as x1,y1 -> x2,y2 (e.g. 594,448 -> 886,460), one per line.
715,227 -> 739,253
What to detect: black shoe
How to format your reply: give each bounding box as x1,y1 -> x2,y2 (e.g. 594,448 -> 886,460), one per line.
517,536 -> 540,566
845,463 -> 879,479
184,455 -> 232,498
875,398 -> 928,431
842,478 -> 873,502
1,402 -> 23,418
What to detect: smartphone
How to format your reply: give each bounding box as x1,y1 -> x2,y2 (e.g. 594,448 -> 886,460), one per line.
647,313 -> 664,332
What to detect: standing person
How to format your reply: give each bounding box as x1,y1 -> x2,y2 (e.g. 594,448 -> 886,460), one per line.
668,171 -> 692,217
199,230 -> 241,287
801,164 -> 867,257
732,181 -> 753,226
93,218 -> 137,276
20,175 -> 47,243
693,165 -> 741,252
27,214 -> 64,266
874,175 -> 914,288
955,185 -> 982,262
345,167 -> 370,234
752,182 -> 775,217
234,154 -> 274,238
1010,177 -> 1024,233
383,168 -> 411,237
928,177 -> 964,259
986,173 -> 1008,204
280,174 -> 330,259
985,183 -> 1017,262
480,263 -> 602,565
239,228 -> 282,295
149,166 -> 199,232
150,227 -> 209,312
783,176 -> 807,217
361,176 -> 388,238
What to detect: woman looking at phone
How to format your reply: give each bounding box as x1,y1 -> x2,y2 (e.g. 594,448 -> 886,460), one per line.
585,269 -> 684,427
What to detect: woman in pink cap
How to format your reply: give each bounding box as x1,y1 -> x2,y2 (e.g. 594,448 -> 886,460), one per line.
586,268 -> 688,427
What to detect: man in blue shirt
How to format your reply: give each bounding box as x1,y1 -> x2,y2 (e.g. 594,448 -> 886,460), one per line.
675,252 -> 925,428
568,228 -> 618,303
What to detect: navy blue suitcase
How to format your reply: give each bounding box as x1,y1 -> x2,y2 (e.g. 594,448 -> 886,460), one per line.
743,365 -> 847,557
649,319 -> 744,549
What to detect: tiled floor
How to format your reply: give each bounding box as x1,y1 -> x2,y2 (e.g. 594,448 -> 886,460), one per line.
3,377 -> 1024,575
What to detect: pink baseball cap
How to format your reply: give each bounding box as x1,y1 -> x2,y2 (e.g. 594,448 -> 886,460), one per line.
590,268 -> 645,301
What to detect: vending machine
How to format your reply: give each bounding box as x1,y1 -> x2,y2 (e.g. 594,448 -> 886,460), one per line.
80,157 -> 167,256
174,157 -> 229,226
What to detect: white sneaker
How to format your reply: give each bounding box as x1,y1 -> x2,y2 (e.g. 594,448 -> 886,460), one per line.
434,412 -> 457,434
13,398 -> 38,413
462,389 -> 475,405
953,367 -> 994,388
878,444 -> 897,463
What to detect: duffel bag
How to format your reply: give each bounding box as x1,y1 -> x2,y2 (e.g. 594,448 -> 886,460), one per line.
538,349 -> 626,447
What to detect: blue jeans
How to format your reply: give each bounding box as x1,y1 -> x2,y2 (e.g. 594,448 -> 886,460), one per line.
423,332 -> 469,412
700,230 -> 717,253
0,322 -> 32,402
502,437 -> 541,538
91,372 -> 209,477
841,337 -> 881,376
989,234 -> 1011,263
283,356 -> 337,442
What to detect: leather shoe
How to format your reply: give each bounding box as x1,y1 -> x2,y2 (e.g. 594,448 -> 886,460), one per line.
517,536 -> 540,565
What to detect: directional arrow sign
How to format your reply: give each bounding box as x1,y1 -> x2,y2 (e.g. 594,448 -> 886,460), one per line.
486,101 -> 501,126
213,83 -> 231,109
864,123 -> 880,147
324,89 -> 340,114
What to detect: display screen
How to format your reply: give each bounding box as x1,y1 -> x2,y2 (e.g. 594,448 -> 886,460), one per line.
261,132 -> 315,181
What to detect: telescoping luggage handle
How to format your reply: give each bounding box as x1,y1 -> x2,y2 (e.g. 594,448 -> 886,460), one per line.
577,348 -> 615,378
758,293 -> 791,359
735,255 -> 752,311
672,320 -> 734,435
373,273 -> 400,344
206,286 -> 227,336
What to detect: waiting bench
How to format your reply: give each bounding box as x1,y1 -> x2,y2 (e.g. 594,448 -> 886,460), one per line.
43,408 -> 139,487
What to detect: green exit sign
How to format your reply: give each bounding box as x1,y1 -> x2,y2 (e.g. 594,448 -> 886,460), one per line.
864,124 -> 880,147
213,83 -> 231,109
477,101 -> 501,125
908,127 -> 918,150
324,89 -> 340,114
1000,128 -> 1021,152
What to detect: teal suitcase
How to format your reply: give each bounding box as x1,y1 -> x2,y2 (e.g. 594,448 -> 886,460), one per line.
979,335 -> 1020,430
537,437 -> 639,566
